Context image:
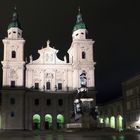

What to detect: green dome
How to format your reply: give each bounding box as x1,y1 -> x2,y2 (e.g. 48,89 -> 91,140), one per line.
73,10 -> 86,32
8,21 -> 21,29
73,22 -> 86,31
8,8 -> 22,29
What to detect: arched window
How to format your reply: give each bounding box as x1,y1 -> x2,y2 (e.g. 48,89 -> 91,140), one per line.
35,83 -> 39,89
82,51 -> 86,59
46,82 -> 51,90
58,83 -> 62,90
12,51 -> 16,58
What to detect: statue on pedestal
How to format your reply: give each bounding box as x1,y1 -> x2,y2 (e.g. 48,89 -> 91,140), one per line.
71,70 -> 98,121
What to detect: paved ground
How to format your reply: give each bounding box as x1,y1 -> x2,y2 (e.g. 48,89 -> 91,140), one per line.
0,129 -> 140,140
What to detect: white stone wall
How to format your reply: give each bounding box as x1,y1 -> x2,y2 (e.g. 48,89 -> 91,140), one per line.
1,27 -> 25,87
1,27 -> 95,90
25,29 -> 95,91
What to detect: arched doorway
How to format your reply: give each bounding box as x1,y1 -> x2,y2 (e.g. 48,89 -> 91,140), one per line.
105,117 -> 109,127
45,114 -> 52,129
32,114 -> 41,130
99,117 -> 104,124
116,115 -> 123,131
110,116 -> 115,129
57,114 -> 64,129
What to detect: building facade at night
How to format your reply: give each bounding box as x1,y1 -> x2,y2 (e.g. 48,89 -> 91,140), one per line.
122,74 -> 140,129
98,74 -> 140,131
98,98 -> 124,131
0,9 -> 96,130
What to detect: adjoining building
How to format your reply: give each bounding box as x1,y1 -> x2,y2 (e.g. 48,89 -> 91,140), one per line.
122,74 -> 140,129
98,73 -> 140,131
0,8 -> 96,130
98,97 -> 124,131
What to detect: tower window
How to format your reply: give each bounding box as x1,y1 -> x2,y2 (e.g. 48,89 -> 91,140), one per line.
76,33 -> 79,36
13,31 -> 16,34
10,98 -> 15,105
35,83 -> 39,89
82,51 -> 86,59
46,82 -> 51,90
46,99 -> 51,106
12,51 -> 16,58
58,99 -> 63,106
58,83 -> 62,90
11,81 -> 15,87
34,99 -> 39,106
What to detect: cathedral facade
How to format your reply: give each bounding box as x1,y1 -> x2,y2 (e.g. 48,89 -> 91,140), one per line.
0,8 -> 96,130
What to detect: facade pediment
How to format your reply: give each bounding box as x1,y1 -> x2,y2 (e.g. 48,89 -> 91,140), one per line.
28,40 -> 66,65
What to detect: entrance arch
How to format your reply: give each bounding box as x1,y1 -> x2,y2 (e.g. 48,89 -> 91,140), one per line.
110,116 -> 115,129
105,117 -> 109,127
99,117 -> 104,124
32,114 -> 41,130
45,114 -> 52,129
57,114 -> 64,129
116,115 -> 123,131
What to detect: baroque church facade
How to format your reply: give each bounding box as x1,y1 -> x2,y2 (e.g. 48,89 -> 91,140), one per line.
0,8 -> 96,130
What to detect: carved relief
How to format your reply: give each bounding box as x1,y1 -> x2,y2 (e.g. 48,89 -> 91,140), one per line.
46,73 -> 54,79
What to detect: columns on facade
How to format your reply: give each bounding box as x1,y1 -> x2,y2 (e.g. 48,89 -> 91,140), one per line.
73,68 -> 79,89
89,67 -> 95,87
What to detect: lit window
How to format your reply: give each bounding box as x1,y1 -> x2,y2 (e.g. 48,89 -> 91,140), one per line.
11,81 -> 15,87
82,51 -> 86,59
34,99 -> 39,106
58,99 -> 63,106
12,51 -> 16,58
58,83 -> 62,90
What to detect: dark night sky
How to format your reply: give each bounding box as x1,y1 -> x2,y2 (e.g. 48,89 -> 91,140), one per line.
0,0 -> 139,103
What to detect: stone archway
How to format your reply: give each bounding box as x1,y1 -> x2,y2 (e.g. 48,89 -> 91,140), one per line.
116,115 -> 123,131
32,114 -> 41,130
45,114 -> 52,129
99,117 -> 104,124
57,114 -> 64,129
110,116 -> 115,129
105,117 -> 109,127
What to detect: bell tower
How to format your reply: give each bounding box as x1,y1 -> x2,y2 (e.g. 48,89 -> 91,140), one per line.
68,8 -> 96,89
1,7 -> 25,87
